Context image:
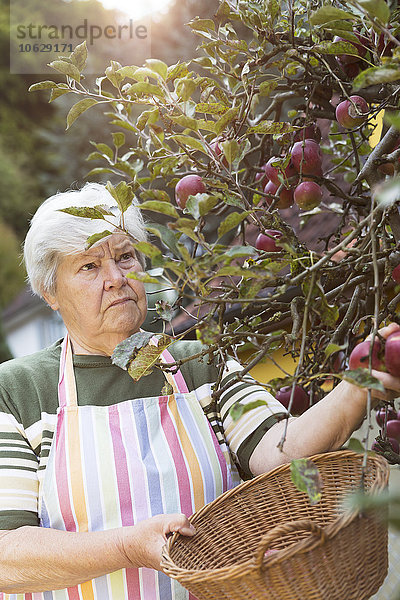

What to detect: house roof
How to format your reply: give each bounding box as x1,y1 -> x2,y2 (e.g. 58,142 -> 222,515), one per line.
2,287 -> 52,332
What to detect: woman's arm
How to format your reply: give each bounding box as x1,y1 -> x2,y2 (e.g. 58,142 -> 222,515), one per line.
0,514 -> 195,594
249,323 -> 400,476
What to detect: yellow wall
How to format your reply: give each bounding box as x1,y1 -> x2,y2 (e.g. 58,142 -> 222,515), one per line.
242,346 -> 298,384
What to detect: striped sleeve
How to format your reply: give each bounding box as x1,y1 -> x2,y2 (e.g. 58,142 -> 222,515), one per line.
0,387 -> 40,529
217,358 -> 287,477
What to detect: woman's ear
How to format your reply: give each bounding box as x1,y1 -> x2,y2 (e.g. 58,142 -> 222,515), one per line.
43,292 -> 59,311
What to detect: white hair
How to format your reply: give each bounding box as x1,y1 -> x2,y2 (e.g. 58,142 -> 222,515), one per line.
24,182 -> 148,297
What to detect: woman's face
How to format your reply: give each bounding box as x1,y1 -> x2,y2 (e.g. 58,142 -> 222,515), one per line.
44,233 -> 148,356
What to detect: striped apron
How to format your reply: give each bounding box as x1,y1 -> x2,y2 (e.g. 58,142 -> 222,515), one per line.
2,335 -> 238,600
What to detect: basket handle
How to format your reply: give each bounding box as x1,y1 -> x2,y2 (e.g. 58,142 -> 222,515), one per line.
254,519 -> 326,571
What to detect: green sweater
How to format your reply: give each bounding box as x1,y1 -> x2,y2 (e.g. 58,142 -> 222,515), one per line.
0,337 -> 286,529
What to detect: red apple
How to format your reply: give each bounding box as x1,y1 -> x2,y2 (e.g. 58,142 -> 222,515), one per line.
386,420 -> 400,442
263,180 -> 294,209
335,96 -> 369,129
392,264 -> 400,284
376,407 -> 398,427
275,385 -> 309,415
255,230 -> 283,252
348,339 -> 386,371
264,157 -> 297,185
175,174 -> 206,209
291,140 -> 323,176
384,331 -> 400,376
294,181 -> 323,210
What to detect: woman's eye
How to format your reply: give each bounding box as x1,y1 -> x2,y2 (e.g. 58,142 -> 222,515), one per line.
120,252 -> 134,261
81,262 -> 96,271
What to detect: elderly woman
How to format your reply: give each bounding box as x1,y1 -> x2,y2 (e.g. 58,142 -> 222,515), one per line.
0,182 -> 398,600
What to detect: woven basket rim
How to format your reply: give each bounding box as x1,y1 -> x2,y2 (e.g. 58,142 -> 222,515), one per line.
161,450 -> 389,582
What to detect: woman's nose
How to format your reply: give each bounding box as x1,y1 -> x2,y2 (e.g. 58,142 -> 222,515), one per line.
103,260 -> 126,290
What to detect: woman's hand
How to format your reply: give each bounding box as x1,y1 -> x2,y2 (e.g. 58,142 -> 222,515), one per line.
119,514 -> 196,571
365,322 -> 400,405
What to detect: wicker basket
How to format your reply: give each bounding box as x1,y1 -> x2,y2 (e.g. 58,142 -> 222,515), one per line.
161,450 -> 389,600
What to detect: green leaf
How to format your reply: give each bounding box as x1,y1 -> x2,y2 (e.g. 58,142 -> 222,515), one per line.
127,82 -> 164,97
185,193 -> 219,219
353,66 -> 400,90
28,81 -> 57,92
356,0 -> 390,23
346,437 -> 365,452
167,62 -> 189,82
169,115 -> 199,130
221,139 -> 240,165
217,211 -> 250,239
111,331 -> 155,370
85,230 -> 113,249
86,167 -> 115,177
112,132 -> 125,149
117,65 -> 139,79
128,334 -> 173,381
324,343 -> 346,358
105,61 -> 124,88
187,17 -> 215,32
48,60 -> 81,82
136,108 -> 159,131
342,369 -> 386,392
134,241 -> 162,260
247,121 -> 295,134
215,107 -> 240,135
145,59 -> 168,80
59,206 -> 105,220
259,80 -> 279,96
196,102 -> 226,114
141,189 -> 171,202
229,399 -> 269,421
66,98 -> 98,130
127,271 -> 160,284
49,86 -> 71,102
140,201 -> 179,218
312,40 -> 361,56
310,6 -> 354,25
225,245 -> 258,258
105,181 -> 134,213
175,78 -> 197,101
130,67 -> 157,81
70,41 -> 87,71
170,134 -> 204,152
146,222 -> 180,256
290,459 -> 323,505
91,142 -> 113,160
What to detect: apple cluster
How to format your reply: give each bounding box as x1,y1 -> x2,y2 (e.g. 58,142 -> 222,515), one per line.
256,128 -> 324,213
348,330 -> 400,375
349,332 -> 400,453
373,407 -> 400,454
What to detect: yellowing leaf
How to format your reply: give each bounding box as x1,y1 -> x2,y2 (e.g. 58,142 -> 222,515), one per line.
66,98 -> 98,129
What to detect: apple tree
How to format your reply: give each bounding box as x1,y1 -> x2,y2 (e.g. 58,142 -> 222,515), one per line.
30,0 -> 400,462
